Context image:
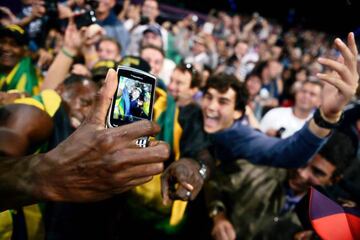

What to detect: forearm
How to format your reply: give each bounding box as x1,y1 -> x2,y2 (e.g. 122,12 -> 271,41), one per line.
15,15 -> 35,27
41,47 -> 75,90
249,124 -> 326,167
82,45 -> 99,69
0,154 -> 45,211
307,107 -> 342,138
214,123 -> 326,168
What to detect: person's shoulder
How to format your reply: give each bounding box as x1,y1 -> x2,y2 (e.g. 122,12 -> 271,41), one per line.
266,107 -> 291,116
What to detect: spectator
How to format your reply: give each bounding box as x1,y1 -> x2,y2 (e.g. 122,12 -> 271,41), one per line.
97,36 -> 122,61
0,24 -> 42,95
205,131 -> 355,240
96,0 -> 129,56
127,0 -> 168,56
260,80 -> 323,138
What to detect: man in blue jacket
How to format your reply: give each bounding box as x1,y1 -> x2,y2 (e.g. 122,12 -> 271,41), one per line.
161,32 -> 359,202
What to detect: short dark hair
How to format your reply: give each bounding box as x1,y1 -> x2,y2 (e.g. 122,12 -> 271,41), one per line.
203,73 -> 248,113
63,74 -> 95,87
302,79 -> 323,89
99,37 -> 122,54
175,63 -> 202,89
318,131 -> 355,177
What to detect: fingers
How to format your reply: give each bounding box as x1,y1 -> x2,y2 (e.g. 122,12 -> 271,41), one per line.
112,176 -> 153,194
225,225 -> 236,240
161,170 -> 171,205
317,57 -> 353,85
316,73 -> 349,93
114,163 -> 163,181
347,32 -> 358,59
107,120 -> 161,141
334,36 -> 357,74
110,141 -> 169,167
86,69 -> 118,125
173,183 -> 194,201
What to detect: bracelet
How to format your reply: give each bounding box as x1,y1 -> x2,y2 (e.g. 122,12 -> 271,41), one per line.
61,47 -> 76,59
198,161 -> 208,179
313,108 -> 344,129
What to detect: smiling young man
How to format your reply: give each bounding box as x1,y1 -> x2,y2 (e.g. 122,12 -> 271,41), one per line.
202,32 -> 358,168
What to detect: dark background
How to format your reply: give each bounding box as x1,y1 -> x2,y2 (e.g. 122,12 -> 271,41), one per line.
3,0 -> 360,37
160,0 -> 360,37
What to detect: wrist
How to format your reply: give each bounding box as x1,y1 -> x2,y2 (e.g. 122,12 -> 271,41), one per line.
319,108 -> 342,123
313,108 -> 344,130
198,160 -> 208,180
61,46 -> 77,58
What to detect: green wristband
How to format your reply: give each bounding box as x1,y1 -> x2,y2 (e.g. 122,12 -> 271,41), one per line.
61,47 -> 75,59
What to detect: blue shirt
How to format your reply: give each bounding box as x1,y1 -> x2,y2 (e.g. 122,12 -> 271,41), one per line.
98,11 -> 130,56
211,120 -> 327,168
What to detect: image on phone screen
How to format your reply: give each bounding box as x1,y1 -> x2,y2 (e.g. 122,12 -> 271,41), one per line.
113,75 -> 153,122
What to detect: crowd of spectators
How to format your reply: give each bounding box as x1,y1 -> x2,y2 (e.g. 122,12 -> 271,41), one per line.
0,0 -> 359,239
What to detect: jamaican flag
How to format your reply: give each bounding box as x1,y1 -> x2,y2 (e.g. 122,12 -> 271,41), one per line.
0,57 -> 42,96
0,90 -> 61,240
132,88 -> 189,233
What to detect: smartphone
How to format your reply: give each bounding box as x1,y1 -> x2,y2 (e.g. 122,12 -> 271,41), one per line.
74,10 -> 97,29
107,65 -> 156,131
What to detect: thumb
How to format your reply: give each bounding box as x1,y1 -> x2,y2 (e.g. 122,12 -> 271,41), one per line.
86,68 -> 118,125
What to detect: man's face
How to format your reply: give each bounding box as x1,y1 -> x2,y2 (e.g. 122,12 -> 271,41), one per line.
201,88 -> 242,133
142,32 -> 162,48
192,41 -> 206,55
97,0 -> 115,14
141,0 -> 159,22
295,82 -> 322,112
288,155 -> 336,195
60,80 -> 98,129
168,68 -> 194,104
141,48 -> 163,76
98,40 -> 120,61
0,36 -> 24,70
234,42 -> 248,59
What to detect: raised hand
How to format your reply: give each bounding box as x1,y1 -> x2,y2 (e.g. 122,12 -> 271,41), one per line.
317,32 -> 359,121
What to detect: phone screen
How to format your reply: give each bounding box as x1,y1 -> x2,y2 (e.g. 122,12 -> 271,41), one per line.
108,66 -> 156,127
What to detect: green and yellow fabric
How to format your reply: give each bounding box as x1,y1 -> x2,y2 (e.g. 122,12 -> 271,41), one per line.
113,97 -> 124,119
0,205 -> 45,240
0,89 -> 61,240
0,57 -> 43,96
132,88 -> 188,232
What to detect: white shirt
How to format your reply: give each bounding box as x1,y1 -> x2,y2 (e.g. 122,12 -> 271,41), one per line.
260,107 -> 313,138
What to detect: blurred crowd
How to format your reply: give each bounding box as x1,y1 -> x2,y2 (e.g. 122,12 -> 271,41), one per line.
1,0 -> 360,239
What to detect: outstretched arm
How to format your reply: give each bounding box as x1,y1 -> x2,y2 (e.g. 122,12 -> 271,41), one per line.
0,69 -> 170,210
214,33 -> 359,168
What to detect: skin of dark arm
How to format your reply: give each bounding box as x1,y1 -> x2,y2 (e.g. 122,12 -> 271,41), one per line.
0,69 -> 170,210
0,104 -> 54,156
